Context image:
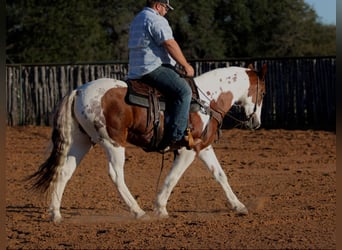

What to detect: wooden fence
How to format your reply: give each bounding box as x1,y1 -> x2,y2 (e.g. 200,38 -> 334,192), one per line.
6,57 -> 335,130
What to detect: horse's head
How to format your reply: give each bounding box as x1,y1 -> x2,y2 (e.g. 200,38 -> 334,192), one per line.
238,64 -> 267,129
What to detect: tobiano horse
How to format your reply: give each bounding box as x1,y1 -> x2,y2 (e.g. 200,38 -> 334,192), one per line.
29,64 -> 267,222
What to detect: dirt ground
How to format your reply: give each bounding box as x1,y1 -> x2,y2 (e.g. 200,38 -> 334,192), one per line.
6,126 -> 336,249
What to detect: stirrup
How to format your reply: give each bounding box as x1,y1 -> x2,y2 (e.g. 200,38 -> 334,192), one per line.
184,128 -> 194,149
157,128 -> 196,153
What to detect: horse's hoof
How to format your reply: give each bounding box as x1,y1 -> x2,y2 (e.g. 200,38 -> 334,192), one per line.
154,208 -> 169,218
137,213 -> 150,220
235,206 -> 248,215
157,213 -> 169,219
134,211 -> 147,220
51,216 -> 63,223
156,213 -> 169,219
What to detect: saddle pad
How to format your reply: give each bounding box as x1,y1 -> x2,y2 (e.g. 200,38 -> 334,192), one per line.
125,79 -> 166,110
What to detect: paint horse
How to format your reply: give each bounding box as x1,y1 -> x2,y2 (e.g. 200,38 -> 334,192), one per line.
29,64 -> 267,222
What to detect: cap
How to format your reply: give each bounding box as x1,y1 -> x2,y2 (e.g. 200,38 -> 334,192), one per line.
156,0 -> 174,10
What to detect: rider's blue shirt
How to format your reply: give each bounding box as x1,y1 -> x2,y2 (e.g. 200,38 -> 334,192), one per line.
128,7 -> 176,79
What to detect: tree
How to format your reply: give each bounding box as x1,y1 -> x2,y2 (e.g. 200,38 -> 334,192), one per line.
263,0 -> 320,56
216,0 -> 253,57
216,0 -> 335,57
7,0 -> 112,63
6,0 -> 336,63
96,0 -> 145,61
168,0 -> 226,59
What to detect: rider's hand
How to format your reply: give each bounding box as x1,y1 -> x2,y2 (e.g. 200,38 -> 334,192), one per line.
184,63 -> 195,77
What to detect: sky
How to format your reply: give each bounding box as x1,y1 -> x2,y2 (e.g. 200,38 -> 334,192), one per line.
305,0 -> 336,24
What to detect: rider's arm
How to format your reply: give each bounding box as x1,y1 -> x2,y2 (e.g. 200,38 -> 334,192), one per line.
163,39 -> 194,77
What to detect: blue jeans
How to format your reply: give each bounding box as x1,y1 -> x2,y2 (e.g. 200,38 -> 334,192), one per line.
142,65 -> 192,142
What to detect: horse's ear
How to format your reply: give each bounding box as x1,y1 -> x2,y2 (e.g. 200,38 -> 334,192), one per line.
247,64 -> 254,70
260,64 -> 267,80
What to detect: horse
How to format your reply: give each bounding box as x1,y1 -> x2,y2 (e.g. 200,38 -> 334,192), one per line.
29,64 -> 267,222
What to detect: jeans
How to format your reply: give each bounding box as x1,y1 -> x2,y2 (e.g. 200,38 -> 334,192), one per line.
141,65 -> 192,142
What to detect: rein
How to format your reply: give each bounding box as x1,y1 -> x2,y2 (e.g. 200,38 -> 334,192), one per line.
156,152 -> 166,193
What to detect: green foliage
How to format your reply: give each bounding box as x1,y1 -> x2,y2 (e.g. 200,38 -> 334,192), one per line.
168,0 -> 226,59
7,0 -> 112,63
6,0 -> 336,63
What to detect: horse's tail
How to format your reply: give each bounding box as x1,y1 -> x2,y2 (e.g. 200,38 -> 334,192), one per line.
28,90 -> 77,194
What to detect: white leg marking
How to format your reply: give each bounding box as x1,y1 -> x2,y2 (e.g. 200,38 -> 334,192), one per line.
198,145 -> 248,215
155,149 -> 196,217
50,133 -> 92,222
101,140 -> 146,219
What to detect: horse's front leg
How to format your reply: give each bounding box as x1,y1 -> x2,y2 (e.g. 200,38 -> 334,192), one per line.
102,141 -> 146,219
198,145 -> 248,215
155,148 -> 196,218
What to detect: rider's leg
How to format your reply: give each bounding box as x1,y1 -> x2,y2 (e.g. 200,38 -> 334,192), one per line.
142,65 -> 192,145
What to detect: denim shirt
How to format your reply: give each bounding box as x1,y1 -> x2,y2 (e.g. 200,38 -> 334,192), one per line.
128,7 -> 176,79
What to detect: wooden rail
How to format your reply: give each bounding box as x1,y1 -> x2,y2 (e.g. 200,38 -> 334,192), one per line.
6,57 -> 335,130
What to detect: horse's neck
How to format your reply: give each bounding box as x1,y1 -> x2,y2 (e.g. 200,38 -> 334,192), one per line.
195,69 -> 249,105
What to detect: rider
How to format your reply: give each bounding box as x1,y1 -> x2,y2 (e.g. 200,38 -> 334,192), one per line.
127,0 -> 195,150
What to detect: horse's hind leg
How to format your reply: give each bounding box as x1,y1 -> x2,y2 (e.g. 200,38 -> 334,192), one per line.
100,140 -> 146,219
49,130 -> 92,222
198,146 -> 248,215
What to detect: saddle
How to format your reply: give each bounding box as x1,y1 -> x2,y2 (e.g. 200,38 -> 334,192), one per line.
125,78 -> 200,111
125,78 -> 200,152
